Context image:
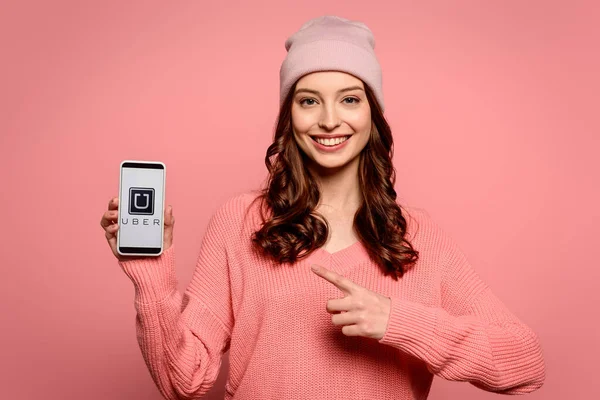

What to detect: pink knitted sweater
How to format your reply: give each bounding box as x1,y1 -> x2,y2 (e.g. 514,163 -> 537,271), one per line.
118,191 -> 546,399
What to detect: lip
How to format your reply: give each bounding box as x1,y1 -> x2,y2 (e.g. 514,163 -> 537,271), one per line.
310,134 -> 352,153
309,134 -> 352,139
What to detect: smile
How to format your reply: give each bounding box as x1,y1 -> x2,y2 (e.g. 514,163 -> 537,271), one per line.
310,135 -> 352,152
311,135 -> 351,146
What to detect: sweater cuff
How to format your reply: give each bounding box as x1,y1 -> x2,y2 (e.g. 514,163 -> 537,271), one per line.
378,296 -> 438,358
118,245 -> 178,304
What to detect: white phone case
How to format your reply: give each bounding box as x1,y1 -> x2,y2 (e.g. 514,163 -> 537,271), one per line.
117,159 -> 166,257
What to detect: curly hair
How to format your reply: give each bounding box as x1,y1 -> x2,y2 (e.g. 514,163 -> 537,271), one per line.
249,80 -> 419,280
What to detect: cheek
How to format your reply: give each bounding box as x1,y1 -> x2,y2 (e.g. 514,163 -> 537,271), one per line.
291,107 -> 313,132
347,108 -> 372,132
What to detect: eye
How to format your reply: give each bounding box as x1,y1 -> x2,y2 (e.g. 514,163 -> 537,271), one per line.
343,97 -> 360,104
299,98 -> 317,106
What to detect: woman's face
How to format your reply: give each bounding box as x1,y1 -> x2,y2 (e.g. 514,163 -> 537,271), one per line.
291,71 -> 372,172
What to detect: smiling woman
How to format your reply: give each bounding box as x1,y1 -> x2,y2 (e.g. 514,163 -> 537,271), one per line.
105,14 -> 546,400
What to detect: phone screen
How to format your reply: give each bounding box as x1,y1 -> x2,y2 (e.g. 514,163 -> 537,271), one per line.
118,161 -> 165,255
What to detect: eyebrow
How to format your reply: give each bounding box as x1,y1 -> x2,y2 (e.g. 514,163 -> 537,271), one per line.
294,86 -> 364,96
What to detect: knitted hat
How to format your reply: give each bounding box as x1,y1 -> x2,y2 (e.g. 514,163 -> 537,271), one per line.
279,15 -> 384,112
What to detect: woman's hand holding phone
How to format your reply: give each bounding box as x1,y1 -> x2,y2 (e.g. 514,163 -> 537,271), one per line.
100,196 -> 174,261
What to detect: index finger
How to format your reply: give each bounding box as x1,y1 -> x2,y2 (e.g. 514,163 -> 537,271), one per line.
311,265 -> 361,294
108,197 -> 119,210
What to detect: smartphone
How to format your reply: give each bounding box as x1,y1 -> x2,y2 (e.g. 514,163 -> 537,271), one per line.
117,160 -> 166,257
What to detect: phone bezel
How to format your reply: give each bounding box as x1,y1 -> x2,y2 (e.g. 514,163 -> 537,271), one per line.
117,160 -> 166,257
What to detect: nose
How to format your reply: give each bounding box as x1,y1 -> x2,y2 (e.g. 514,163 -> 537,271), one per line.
318,104 -> 341,131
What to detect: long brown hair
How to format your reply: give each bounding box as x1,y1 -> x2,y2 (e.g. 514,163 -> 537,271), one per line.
249,80 -> 419,280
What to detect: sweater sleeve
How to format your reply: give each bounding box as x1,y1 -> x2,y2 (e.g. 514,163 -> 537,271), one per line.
117,204 -> 234,400
377,218 -> 546,394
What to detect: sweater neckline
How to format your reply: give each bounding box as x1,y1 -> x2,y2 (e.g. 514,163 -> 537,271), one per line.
305,239 -> 370,275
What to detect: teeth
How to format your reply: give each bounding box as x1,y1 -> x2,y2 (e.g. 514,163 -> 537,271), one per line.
315,136 -> 349,146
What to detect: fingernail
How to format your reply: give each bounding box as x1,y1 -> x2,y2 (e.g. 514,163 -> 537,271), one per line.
311,265 -> 319,272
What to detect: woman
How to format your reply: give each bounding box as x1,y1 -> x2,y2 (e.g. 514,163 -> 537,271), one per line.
100,15 -> 546,400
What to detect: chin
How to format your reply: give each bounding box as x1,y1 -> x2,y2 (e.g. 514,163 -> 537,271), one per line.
310,154 -> 356,170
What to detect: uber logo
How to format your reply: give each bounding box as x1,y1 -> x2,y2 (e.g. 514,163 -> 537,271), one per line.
129,187 -> 155,215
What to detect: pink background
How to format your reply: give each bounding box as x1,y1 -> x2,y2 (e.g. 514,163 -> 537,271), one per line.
1,0 -> 598,399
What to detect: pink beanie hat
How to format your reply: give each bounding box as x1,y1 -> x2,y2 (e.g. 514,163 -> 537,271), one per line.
279,15 -> 385,112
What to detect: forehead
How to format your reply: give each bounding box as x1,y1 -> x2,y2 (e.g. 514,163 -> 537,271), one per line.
295,71 -> 364,92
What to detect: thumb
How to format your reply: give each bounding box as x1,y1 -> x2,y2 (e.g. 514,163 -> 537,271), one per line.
165,205 -> 174,226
